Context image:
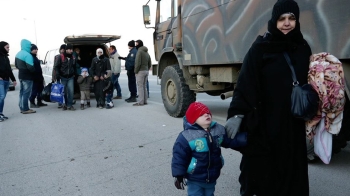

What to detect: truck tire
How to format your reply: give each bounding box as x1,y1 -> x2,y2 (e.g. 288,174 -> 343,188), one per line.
161,64 -> 196,117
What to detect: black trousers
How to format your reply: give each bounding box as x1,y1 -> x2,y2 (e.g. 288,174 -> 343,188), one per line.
29,81 -> 44,103
94,80 -> 106,106
127,69 -> 137,97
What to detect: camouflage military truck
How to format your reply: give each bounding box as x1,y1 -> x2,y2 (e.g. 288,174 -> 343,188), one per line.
142,0 -> 350,117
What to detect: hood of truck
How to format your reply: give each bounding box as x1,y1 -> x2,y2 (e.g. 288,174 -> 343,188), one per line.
64,34 -> 121,44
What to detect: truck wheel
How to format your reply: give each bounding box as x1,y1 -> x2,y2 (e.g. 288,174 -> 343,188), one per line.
161,65 -> 196,117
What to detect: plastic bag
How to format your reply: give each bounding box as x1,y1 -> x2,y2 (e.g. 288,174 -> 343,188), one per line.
314,113 -> 332,164
50,83 -> 65,104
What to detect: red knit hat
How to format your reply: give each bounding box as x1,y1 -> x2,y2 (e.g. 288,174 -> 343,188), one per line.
185,102 -> 212,124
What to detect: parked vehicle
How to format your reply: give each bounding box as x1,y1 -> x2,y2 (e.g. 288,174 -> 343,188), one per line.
142,0 -> 350,117
42,34 -> 121,74
42,34 -> 121,93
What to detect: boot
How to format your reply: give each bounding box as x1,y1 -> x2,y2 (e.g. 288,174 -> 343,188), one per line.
37,101 -> 48,107
87,102 -> 91,108
30,102 -> 39,108
126,96 -> 137,103
80,104 -> 84,110
125,96 -> 132,102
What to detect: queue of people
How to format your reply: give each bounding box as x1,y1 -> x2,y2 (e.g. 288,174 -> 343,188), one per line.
0,38 -> 152,119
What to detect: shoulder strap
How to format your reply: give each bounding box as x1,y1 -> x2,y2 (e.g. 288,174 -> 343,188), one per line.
283,52 -> 299,86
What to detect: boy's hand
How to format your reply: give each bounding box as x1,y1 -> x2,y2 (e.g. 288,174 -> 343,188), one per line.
225,115 -> 244,139
174,177 -> 186,190
94,76 -> 99,81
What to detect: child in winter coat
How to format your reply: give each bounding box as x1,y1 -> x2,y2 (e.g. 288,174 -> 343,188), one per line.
77,68 -> 92,110
171,102 -> 246,195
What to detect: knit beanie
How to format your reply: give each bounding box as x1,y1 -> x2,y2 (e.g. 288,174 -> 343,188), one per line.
66,44 -> 73,50
185,102 -> 212,124
31,44 -> 38,51
270,0 -> 300,23
128,40 -> 135,47
0,41 -> 9,54
81,67 -> 88,72
59,44 -> 66,50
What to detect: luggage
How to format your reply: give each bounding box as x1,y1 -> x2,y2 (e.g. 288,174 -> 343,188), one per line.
41,82 -> 52,102
50,83 -> 65,103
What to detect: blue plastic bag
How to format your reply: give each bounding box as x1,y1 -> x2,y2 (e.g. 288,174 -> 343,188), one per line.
50,83 -> 65,104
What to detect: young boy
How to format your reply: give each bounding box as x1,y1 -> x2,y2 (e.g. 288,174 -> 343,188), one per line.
77,68 -> 92,110
171,102 -> 246,195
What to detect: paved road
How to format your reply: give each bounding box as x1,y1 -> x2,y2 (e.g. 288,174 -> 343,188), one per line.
0,70 -> 349,196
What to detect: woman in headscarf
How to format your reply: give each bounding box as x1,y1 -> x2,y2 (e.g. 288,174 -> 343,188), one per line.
90,48 -> 111,109
0,41 -> 17,122
225,0 -> 311,195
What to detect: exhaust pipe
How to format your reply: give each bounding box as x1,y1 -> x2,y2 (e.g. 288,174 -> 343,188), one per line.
220,91 -> 233,100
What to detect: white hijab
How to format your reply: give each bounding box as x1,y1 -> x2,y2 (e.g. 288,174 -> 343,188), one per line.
96,48 -> 103,57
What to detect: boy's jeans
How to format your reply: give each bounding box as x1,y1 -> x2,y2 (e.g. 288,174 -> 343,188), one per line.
60,77 -> 74,107
187,180 -> 216,196
106,92 -> 112,103
19,79 -> 33,111
0,80 -> 9,114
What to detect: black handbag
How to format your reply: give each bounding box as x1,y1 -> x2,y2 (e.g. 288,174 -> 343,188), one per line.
283,52 -> 319,121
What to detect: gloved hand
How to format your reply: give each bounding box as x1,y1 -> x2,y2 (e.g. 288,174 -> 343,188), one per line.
225,115 -> 244,139
118,56 -> 126,60
174,176 -> 186,190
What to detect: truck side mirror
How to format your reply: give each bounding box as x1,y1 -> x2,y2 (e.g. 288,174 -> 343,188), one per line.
143,5 -> 151,25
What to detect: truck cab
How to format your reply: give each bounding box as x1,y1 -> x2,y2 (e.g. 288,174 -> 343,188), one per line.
143,0 -> 350,117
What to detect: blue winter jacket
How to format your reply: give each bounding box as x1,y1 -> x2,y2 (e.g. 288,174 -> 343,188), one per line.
125,47 -> 137,71
171,117 -> 247,183
15,39 -> 35,80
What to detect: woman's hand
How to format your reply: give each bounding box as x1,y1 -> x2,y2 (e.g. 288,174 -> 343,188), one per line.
13,81 -> 17,86
0,77 -> 2,80
94,76 -> 99,81
100,76 -> 104,80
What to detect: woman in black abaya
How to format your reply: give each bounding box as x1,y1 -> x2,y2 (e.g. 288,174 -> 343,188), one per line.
225,0 -> 311,195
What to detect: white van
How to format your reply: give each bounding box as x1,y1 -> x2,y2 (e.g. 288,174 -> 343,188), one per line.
42,34 -> 121,74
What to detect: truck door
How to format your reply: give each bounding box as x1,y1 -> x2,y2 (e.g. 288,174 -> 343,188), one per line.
155,0 -> 173,60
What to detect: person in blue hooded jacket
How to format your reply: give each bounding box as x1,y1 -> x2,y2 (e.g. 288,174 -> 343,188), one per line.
171,102 -> 246,195
15,39 -> 36,114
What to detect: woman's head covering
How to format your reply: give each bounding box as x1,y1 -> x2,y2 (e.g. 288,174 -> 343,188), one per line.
96,48 -> 103,57
267,0 -> 304,49
0,41 -> 9,54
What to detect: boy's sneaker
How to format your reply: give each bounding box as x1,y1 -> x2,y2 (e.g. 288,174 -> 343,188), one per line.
22,109 -> 36,114
68,106 -> 76,111
0,114 -> 8,119
0,117 -> 4,122
106,102 -> 114,109
62,106 -> 67,111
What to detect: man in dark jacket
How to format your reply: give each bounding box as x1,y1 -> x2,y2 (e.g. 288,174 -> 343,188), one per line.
54,43 -> 76,111
119,40 -> 137,102
15,39 -> 36,114
29,44 -> 47,108
53,44 -> 65,108
0,41 -> 17,121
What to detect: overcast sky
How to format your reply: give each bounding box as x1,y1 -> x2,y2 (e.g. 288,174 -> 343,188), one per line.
0,0 -> 159,64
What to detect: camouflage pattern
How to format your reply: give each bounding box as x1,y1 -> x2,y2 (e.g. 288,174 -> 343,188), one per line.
154,0 -> 350,66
